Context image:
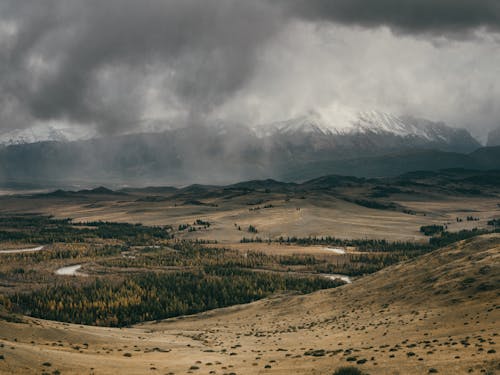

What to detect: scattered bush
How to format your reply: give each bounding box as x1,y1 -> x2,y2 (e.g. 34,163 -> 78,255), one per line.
248,225 -> 258,233
420,225 -> 444,236
304,349 -> 325,356
333,366 -> 365,375
487,219 -> 500,227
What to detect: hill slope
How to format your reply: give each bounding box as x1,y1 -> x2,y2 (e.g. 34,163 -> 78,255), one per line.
0,234 -> 498,374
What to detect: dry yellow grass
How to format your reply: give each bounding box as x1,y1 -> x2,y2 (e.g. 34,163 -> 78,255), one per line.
1,234 -> 498,374
0,192 -> 498,243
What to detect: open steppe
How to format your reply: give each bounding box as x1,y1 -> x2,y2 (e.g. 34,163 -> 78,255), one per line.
0,170 -> 499,244
0,234 -> 498,374
0,169 -> 499,374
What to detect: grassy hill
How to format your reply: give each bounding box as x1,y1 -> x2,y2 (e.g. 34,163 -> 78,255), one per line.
1,234 -> 498,374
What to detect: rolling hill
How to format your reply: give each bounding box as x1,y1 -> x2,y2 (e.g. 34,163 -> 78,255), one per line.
0,234 -> 498,374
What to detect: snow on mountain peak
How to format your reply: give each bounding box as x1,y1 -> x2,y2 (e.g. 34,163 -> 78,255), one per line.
256,107 -> 470,144
0,108 -> 478,151
353,110 -> 432,139
0,124 -> 97,145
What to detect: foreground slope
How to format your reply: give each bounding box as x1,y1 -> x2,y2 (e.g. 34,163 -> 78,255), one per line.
1,235 -> 499,374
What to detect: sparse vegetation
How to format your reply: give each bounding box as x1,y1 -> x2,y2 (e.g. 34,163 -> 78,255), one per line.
333,366 -> 365,375
5,242 -> 342,326
488,219 -> 500,227
345,198 -> 397,210
420,225 -> 444,236
248,225 -> 258,233
0,216 -> 172,245
0,170 -> 499,374
429,228 -> 499,247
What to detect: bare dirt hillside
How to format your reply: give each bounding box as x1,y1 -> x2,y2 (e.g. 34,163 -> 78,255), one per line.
1,234 -> 499,374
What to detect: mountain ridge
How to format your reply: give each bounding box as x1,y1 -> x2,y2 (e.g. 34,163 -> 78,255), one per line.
0,114 -> 493,187
1,110 -> 480,149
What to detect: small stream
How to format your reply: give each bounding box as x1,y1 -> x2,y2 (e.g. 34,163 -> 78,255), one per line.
0,245 -> 45,254
55,264 -> 87,277
322,273 -> 352,284
322,247 -> 346,254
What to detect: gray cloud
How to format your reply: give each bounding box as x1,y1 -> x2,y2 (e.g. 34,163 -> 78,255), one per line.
0,0 -> 499,139
216,21 -> 500,141
0,0 -> 282,133
284,0 -> 500,36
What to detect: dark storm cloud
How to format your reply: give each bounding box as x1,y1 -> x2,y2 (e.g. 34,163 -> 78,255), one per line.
0,0 -> 499,137
284,0 -> 500,36
0,0 -> 281,133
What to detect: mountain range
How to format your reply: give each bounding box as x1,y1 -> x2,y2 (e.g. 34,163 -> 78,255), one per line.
0,124 -> 96,146
0,110 -> 496,187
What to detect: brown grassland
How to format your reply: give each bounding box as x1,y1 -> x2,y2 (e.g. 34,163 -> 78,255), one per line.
0,171 -> 499,374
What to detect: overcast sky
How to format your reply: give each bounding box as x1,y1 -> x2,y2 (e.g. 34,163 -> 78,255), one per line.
1,0 -> 499,141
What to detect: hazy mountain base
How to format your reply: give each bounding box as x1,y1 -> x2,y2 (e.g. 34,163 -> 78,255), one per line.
279,146 -> 500,181
0,128 -> 493,188
488,126 -> 500,147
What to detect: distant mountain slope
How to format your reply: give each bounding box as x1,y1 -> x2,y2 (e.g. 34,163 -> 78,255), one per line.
2,109 -> 479,152
280,146 -> 500,180
0,118 -> 491,187
0,124 -> 96,145
469,145 -> 500,166
259,110 -> 480,154
487,126 -> 500,146
268,110 -> 477,142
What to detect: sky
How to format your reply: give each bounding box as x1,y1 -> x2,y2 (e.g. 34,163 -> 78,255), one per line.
0,0 -> 499,142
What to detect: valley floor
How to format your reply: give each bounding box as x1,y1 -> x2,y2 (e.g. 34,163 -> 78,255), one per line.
1,234 -> 499,374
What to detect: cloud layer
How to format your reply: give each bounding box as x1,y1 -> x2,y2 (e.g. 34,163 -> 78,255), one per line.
0,0 -> 282,133
285,0 -> 500,35
0,0 -> 499,139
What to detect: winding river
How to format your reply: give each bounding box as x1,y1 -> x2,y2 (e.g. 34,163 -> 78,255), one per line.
0,245 -> 45,254
55,264 -> 87,277
323,247 -> 346,254
322,273 -> 352,284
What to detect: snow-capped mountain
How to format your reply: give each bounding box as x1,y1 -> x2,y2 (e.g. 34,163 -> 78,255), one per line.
0,124 -> 96,145
1,109 -> 479,154
0,108 -> 484,187
257,109 -> 479,150
246,109 -> 480,158
0,111 -> 491,187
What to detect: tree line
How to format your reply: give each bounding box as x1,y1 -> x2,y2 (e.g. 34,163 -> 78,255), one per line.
6,268 -> 342,327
